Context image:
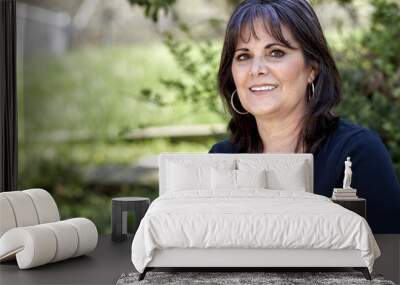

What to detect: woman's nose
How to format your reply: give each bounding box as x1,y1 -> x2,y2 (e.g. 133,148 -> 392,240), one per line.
250,57 -> 268,76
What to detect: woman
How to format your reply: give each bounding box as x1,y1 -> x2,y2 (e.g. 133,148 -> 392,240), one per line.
209,0 -> 400,234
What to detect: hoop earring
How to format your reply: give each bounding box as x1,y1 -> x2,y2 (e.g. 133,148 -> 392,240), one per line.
308,82 -> 315,102
230,90 -> 249,115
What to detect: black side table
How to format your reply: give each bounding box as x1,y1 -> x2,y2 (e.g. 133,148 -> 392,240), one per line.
112,197 -> 150,242
331,198 -> 366,219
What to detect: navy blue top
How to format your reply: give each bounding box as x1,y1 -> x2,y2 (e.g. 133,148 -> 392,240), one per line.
209,119 -> 400,234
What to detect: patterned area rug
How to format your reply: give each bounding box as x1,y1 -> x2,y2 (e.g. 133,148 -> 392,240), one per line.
116,271 -> 396,285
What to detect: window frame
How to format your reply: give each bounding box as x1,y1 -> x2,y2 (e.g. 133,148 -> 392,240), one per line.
0,0 -> 18,192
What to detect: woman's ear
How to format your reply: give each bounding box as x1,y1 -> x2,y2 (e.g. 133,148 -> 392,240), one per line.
308,62 -> 320,83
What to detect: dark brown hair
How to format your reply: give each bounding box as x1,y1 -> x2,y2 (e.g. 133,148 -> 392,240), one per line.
218,0 -> 341,153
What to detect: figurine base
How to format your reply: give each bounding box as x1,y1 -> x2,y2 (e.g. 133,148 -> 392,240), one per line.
333,188 -> 357,192
332,188 -> 358,200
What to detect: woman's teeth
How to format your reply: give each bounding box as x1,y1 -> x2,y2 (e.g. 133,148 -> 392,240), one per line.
250,85 -> 277,92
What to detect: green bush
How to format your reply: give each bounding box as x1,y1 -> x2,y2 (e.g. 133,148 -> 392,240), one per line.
18,139 -> 214,233
140,34 -> 227,119
336,0 -> 400,175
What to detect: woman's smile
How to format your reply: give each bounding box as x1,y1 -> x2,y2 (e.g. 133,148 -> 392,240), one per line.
249,84 -> 279,95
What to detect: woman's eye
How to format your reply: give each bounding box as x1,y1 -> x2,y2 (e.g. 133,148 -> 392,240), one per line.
236,54 -> 249,61
270,49 -> 285,58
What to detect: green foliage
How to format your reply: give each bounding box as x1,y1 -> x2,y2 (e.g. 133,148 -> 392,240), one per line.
18,150 -> 114,233
311,0 -> 354,5
126,0 -> 176,22
141,33 -> 227,119
126,0 -> 241,22
336,0 -> 400,175
19,139 -> 213,233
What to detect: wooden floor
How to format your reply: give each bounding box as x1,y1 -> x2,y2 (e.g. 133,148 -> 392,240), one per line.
0,235 -> 134,285
1,234 -> 398,285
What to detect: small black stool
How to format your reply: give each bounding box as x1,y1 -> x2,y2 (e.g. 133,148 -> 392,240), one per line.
111,197 -> 150,242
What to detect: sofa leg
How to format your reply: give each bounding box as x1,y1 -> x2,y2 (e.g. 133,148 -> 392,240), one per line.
138,268 -> 148,281
354,267 -> 371,280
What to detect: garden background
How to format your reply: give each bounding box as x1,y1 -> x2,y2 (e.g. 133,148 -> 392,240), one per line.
17,0 -> 400,233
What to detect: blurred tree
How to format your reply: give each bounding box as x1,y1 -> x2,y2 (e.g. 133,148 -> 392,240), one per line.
127,0 -> 242,22
127,0 -> 356,21
140,30 -> 227,118
336,0 -> 400,174
127,0 -> 176,22
311,0 -> 353,4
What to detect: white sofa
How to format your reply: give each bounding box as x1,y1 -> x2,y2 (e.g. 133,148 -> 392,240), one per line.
0,188 -> 98,269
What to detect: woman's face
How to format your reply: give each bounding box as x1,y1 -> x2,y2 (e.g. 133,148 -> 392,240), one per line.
231,19 -> 316,119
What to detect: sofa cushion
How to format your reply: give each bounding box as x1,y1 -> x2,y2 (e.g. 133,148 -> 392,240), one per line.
24,189 -> 60,224
0,191 -> 39,227
0,196 -> 17,237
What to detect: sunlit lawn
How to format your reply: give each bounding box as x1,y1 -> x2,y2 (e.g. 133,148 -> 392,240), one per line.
20,42 -> 226,140
19,42 -> 228,172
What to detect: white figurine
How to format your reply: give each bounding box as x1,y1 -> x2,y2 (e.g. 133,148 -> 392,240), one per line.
342,157 -> 353,189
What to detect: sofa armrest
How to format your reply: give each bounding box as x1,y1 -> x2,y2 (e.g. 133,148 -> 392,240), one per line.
0,218 -> 98,269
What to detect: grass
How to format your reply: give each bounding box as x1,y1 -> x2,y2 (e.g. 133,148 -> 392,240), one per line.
19,42 -> 226,141
21,138 -> 220,166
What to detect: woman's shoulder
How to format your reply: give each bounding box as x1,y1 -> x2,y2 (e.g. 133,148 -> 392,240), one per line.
208,139 -> 242,153
330,118 -> 384,151
318,118 -> 391,166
